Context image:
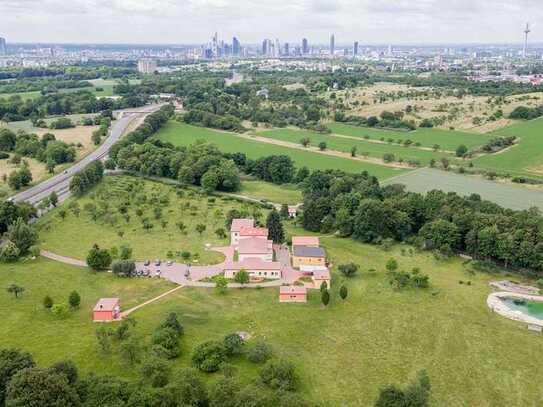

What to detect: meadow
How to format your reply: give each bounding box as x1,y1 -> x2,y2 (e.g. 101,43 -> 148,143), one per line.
383,168 -> 543,211
4,207 -> 543,405
236,180 -> 302,204
156,121 -> 408,180
257,128 -> 455,165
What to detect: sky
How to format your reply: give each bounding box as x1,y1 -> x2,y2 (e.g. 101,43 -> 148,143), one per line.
1,0 -> 543,45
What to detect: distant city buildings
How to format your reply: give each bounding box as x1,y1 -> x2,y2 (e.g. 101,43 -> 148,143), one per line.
137,59 -> 157,74
232,37 -> 241,57
353,41 -> 359,56
0,37 -> 6,56
302,38 -> 309,55
330,34 -> 335,56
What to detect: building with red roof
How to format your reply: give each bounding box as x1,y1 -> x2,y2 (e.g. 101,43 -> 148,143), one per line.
238,237 -> 273,261
93,298 -> 121,322
230,219 -> 254,246
224,258 -> 282,279
279,285 -> 307,303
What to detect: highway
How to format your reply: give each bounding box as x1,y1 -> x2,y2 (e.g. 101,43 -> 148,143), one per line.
11,104 -> 161,206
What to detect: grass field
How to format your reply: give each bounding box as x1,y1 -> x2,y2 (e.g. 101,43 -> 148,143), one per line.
328,122 -> 493,151
37,176 -> 266,263
473,118 -> 543,177
383,168 -> 543,211
237,180 -> 302,204
3,216 -> 543,405
258,128 -> 455,165
157,121 -> 408,180
0,85 -> 115,100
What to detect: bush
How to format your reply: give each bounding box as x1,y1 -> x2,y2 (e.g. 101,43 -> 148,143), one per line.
50,303 -> 69,319
152,327 -> 181,359
68,291 -> 80,308
160,312 -> 184,336
43,295 -> 53,309
223,333 -> 244,356
141,357 -> 170,388
338,262 -> 358,277
247,341 -> 273,363
191,341 -> 227,373
111,260 -> 136,277
258,359 -> 298,391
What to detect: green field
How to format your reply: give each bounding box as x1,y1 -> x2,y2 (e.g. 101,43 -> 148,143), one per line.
4,217 -> 543,405
237,180 -> 302,204
383,168 -> 543,211
3,113 -> 99,133
473,118 -> 543,177
37,176 -> 256,263
157,121 -> 408,180
328,122 -> 493,150
258,128 -> 454,165
0,83 -> 117,100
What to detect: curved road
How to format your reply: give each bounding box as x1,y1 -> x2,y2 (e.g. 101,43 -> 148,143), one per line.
11,104 -> 162,206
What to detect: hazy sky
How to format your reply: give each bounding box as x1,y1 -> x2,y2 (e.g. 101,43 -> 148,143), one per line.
1,0 -> 542,45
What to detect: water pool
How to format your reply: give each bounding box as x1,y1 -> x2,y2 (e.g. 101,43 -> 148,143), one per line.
502,297 -> 543,320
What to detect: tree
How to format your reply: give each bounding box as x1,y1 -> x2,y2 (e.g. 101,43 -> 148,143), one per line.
6,217 -> 37,255
191,341 -> 226,373
152,327 -> 181,359
215,228 -> 227,239
43,295 -> 53,309
0,241 -> 20,262
160,312 -> 184,336
49,360 -> 78,385
266,209 -> 284,243
51,303 -> 69,319
223,333 -> 244,356
208,377 -> 241,407
160,368 -> 208,406
111,260 -> 136,277
120,335 -> 144,365
339,285 -> 348,300
456,144 -> 468,158
375,370 -> 431,407
338,262 -> 358,277
318,141 -> 327,151
6,284 -> 24,299
280,204 -> 289,219
234,269 -> 249,285
140,357 -> 170,388
247,341 -> 273,363
195,224 -> 206,235
0,348 -> 35,406
5,368 -> 79,407
351,146 -> 357,157
258,359 -> 298,391
49,191 -> 59,207
300,137 -> 311,147
321,288 -> 330,307
95,326 -> 112,354
86,244 -> 112,270
68,291 -> 81,308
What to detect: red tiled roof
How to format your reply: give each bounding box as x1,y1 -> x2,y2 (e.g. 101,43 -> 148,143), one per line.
230,219 -> 254,232
93,298 -> 119,312
292,236 -> 320,246
223,258 -> 282,270
312,269 -> 331,280
239,237 -> 272,254
280,285 -> 307,294
240,227 -> 268,237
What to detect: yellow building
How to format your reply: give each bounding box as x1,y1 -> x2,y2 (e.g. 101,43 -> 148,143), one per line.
292,245 -> 326,268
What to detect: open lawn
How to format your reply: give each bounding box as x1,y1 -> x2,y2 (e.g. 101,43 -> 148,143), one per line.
38,176 -> 267,263
3,217 -> 543,405
258,128 -> 455,165
157,121 -> 408,180
328,122 -> 493,151
383,167 -> 543,211
473,118 -> 543,177
0,84 -> 119,100
237,180 -> 302,204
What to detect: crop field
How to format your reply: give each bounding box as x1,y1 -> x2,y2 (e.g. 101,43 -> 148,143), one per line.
258,128 -> 455,165
157,121 -> 408,180
473,118 -> 543,177
328,122 -> 493,151
4,218 -> 543,405
383,168 -> 543,211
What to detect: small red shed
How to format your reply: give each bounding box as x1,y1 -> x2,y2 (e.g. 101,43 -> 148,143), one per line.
279,285 -> 307,303
93,298 -> 121,322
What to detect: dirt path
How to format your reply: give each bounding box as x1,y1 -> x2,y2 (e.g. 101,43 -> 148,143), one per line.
233,132 -> 414,170
40,250 -> 87,267
120,285 -> 184,317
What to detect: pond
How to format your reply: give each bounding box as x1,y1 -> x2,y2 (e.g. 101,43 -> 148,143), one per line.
502,297 -> 543,320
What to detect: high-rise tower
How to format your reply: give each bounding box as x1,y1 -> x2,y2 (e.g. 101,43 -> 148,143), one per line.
523,22 -> 531,58
330,34 -> 335,56
302,38 -> 309,55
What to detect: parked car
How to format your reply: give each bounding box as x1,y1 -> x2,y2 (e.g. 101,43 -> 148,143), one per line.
144,260 -> 150,266
155,259 -> 161,266
155,269 -> 161,277
167,260 -> 173,266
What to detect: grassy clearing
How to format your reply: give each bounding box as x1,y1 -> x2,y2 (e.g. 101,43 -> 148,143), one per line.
328,122 -> 492,151
237,180 -> 302,204
0,85 -> 117,100
473,118 -> 543,177
157,121 -> 408,180
258,128 -> 454,165
383,168 -> 543,211
3,220 -> 543,405
37,176 -> 266,263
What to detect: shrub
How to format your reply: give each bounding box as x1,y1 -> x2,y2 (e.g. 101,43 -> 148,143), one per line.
223,333 -> 244,356
43,295 -> 53,309
50,303 -> 69,319
152,327 -> 181,359
258,359 -> 298,391
68,291 -> 80,308
247,341 -> 273,363
338,262 -> 358,277
191,341 -> 226,373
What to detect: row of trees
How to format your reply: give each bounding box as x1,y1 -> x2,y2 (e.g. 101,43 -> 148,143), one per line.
69,161 -> 104,196
300,169 -> 543,274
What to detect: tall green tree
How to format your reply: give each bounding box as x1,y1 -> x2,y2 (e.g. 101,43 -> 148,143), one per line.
266,209 -> 284,243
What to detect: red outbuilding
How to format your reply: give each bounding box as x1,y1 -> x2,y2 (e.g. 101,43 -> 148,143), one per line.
279,285 -> 307,303
93,298 -> 121,322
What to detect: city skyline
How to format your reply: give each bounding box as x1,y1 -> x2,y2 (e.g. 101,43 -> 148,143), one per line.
1,0 -> 542,45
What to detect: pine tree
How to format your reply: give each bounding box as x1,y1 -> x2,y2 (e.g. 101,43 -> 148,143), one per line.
339,285 -> 348,300
266,209 -> 284,243
321,289 -> 330,307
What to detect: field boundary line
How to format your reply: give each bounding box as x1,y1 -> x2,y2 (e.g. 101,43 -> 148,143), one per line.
121,285 -> 184,317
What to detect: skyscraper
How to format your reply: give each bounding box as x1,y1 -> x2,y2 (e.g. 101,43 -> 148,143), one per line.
353,41 -> 359,56
283,42 -> 290,57
0,38 -> 6,56
274,39 -> 281,57
262,39 -> 268,56
330,34 -> 335,56
302,38 -> 309,55
211,32 -> 218,58
232,37 -> 241,57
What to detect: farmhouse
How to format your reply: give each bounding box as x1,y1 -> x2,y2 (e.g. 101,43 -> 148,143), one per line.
230,219 -> 254,246
238,237 -> 273,261
93,298 -> 121,322
279,285 -> 307,303
292,245 -> 326,268
224,258 -> 282,279
300,265 -> 331,289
